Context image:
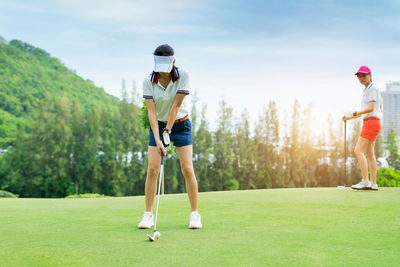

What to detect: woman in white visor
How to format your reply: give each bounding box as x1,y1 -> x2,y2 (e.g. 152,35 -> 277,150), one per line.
138,44 -> 202,229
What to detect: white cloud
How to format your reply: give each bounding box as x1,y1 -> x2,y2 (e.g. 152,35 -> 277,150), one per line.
119,24 -> 216,35
55,0 -> 202,32
51,0 -> 213,35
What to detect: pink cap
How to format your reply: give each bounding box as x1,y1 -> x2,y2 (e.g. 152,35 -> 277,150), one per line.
355,65 -> 371,75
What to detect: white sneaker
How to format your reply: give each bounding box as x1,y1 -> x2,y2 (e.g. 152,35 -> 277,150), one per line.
351,180 -> 371,190
189,211 -> 202,229
137,212 -> 154,229
370,182 -> 379,191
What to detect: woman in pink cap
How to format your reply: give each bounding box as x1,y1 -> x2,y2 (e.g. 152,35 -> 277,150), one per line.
342,66 -> 382,191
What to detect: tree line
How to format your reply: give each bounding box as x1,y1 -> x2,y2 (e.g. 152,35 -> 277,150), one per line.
0,89 -> 399,197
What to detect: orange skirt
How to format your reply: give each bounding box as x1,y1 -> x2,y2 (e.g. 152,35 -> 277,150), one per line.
360,117 -> 381,141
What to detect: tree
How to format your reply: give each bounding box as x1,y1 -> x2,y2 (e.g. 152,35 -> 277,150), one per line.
287,100 -> 305,187
384,126 -> 400,170
211,100 -> 236,191
253,100 -> 280,189
265,101 -> 281,188
234,109 -> 255,189
47,96 -> 72,196
298,103 -> 319,187
0,123 -> 31,196
280,110 -> 291,187
85,104 -> 103,193
70,98 -> 86,195
193,104 -> 213,192
29,94 -> 57,197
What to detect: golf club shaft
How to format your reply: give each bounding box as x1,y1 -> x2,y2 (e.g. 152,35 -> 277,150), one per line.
344,120 -> 346,185
154,154 -> 164,232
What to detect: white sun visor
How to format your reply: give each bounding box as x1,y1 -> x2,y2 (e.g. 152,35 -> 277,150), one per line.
154,55 -> 174,73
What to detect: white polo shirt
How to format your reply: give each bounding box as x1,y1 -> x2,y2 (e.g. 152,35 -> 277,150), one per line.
361,82 -> 382,120
143,68 -> 191,122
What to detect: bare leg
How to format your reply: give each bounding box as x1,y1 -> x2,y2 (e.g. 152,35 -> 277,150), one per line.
366,140 -> 377,184
145,146 -> 161,212
354,137 -> 370,181
177,145 -> 198,212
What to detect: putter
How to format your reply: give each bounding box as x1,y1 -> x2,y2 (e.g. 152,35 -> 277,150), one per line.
147,133 -> 170,242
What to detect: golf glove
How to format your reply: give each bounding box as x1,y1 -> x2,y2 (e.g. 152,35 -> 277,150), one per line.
162,132 -> 170,147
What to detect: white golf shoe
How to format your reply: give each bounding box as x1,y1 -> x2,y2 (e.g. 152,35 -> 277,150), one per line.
138,212 -> 154,229
351,180 -> 371,190
189,211 -> 202,229
370,182 -> 379,191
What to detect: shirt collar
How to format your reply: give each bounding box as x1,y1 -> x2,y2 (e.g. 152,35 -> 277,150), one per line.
364,82 -> 374,91
150,72 -> 158,84
151,67 -> 180,84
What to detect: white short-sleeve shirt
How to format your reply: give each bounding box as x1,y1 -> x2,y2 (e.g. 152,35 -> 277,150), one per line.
142,68 -> 191,122
361,82 -> 382,120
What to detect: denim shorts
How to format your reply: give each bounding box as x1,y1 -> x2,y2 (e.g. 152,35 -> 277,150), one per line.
149,119 -> 193,147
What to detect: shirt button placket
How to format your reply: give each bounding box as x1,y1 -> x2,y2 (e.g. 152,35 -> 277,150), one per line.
164,84 -> 169,96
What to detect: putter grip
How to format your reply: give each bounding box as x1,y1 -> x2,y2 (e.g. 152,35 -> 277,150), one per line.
161,154 -> 164,165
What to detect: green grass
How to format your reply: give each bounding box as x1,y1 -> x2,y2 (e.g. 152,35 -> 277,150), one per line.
1,188 -> 400,266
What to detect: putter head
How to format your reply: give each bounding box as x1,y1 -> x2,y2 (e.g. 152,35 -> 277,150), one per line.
147,231 -> 161,242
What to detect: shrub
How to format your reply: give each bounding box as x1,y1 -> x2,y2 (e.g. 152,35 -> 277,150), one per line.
0,190 -> 19,198
377,167 -> 400,187
65,193 -> 110,199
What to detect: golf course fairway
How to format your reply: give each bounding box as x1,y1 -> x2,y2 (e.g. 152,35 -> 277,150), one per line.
1,188 -> 399,266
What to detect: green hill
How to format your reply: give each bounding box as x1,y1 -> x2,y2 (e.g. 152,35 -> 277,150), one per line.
1,188 -> 399,266
0,37 -> 119,146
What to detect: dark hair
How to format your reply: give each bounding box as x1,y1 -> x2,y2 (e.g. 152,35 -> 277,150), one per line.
154,44 -> 174,56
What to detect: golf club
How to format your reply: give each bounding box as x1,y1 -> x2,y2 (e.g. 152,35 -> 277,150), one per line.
147,154 -> 164,242
343,119 -> 347,187
147,133 -> 170,242
338,114 -> 350,190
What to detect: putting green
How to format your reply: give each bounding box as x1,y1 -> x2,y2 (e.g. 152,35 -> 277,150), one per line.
1,188 -> 400,266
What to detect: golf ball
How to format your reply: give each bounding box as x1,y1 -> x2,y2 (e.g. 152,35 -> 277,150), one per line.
154,231 -> 161,239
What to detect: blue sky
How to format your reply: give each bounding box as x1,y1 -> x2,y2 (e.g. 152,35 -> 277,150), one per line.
1,0 -> 400,133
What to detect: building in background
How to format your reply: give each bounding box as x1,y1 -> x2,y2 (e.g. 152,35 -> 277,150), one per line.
382,82 -> 400,139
